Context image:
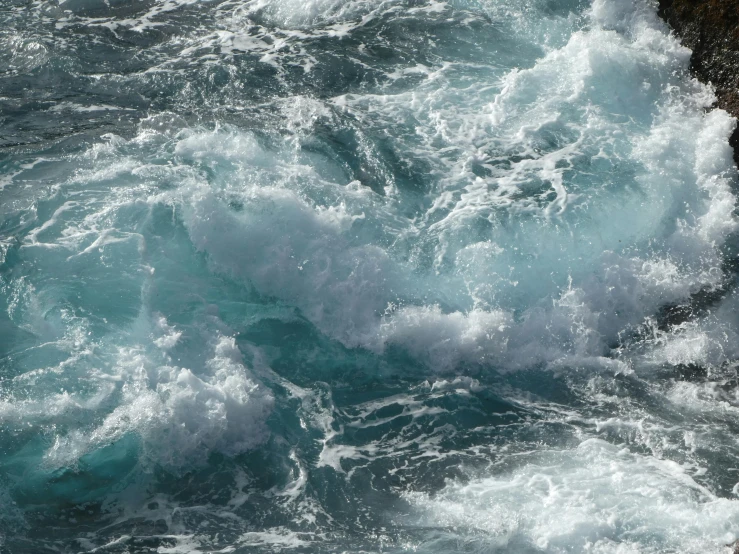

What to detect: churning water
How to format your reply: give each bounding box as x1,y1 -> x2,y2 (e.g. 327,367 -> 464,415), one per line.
2,0 -> 739,551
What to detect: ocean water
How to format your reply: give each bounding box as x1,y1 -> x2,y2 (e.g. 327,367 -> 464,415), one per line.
2,0 -> 739,551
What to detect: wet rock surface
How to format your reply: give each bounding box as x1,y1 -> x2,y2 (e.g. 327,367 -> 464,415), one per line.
658,0 -> 739,161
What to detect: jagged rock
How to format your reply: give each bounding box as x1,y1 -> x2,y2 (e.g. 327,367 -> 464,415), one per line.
658,0 -> 739,162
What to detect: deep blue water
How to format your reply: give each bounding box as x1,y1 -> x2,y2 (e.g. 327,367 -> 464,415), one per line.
2,0 -> 739,552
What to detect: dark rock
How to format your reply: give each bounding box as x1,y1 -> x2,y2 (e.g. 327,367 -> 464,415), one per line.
658,0 -> 739,164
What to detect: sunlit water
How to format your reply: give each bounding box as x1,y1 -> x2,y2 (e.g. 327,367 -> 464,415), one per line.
2,0 -> 739,552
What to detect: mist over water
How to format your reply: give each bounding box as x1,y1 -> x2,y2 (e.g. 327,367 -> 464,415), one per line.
2,0 -> 739,551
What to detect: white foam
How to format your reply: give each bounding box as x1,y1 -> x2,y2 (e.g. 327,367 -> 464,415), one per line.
0,31 -> 48,75
172,54 -> 737,371
43,320 -> 274,472
47,102 -> 135,113
237,528 -> 313,549
407,438 -> 739,553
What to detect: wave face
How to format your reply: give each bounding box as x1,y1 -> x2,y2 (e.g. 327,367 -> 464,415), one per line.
2,0 -> 739,551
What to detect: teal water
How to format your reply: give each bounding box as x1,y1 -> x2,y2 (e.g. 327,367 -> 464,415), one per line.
3,0 -> 739,552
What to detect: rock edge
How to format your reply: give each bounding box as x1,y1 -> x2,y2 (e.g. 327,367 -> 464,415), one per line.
658,0 -> 739,163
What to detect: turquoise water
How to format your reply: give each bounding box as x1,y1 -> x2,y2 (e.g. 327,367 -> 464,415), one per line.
2,0 -> 739,551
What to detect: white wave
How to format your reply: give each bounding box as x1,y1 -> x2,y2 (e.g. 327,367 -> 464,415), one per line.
6,0 -> 736,377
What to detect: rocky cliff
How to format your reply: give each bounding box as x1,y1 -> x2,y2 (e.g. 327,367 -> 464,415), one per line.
658,0 -> 739,160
